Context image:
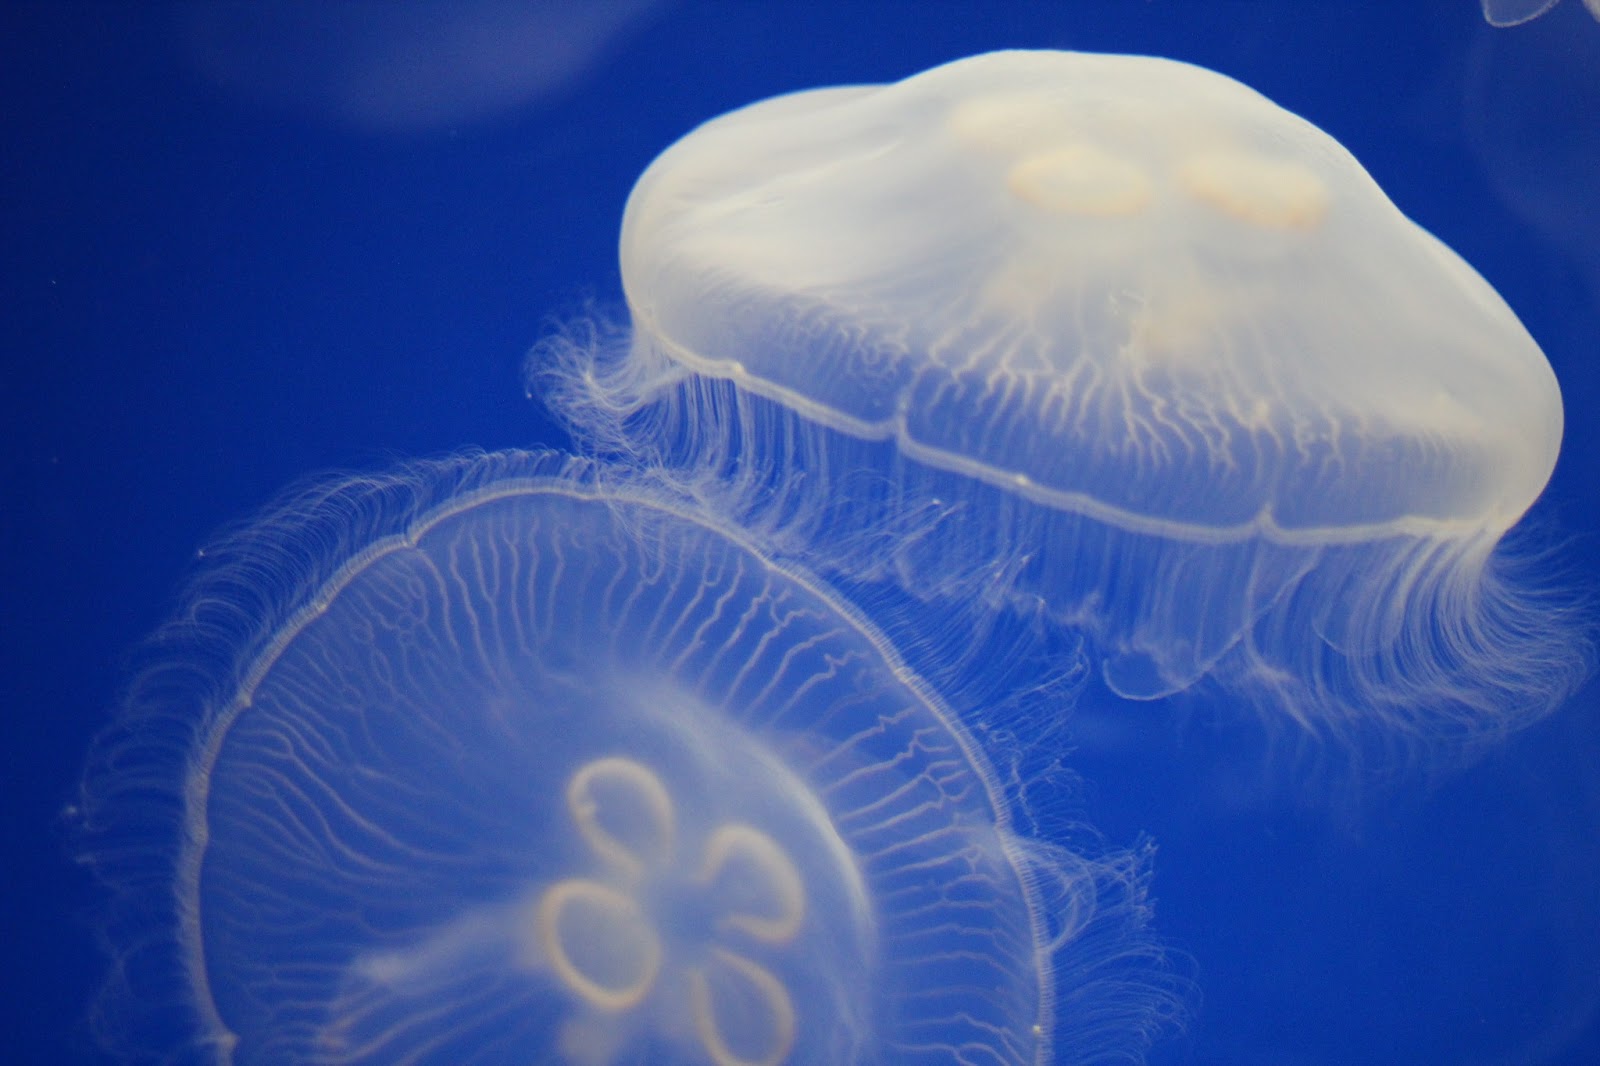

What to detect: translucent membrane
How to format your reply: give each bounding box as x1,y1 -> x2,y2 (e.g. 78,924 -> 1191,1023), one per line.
74,452 -> 1174,1064
547,49 -> 1582,743
1479,0 -> 1600,27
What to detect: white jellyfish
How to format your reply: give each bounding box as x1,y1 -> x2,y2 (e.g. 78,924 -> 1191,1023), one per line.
544,49 -> 1585,746
1480,0 -> 1600,28
73,451 -> 1176,1064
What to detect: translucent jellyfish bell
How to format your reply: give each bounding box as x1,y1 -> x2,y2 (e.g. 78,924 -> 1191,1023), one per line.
74,452 -> 1170,1064
549,49 -> 1581,740
1480,0 -> 1600,27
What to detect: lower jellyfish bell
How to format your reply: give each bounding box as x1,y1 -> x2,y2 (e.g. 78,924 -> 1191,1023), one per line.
74,452 -> 1168,1064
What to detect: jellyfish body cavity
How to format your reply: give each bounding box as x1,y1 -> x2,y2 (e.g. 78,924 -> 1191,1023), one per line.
553,49 -> 1577,738
75,452 -> 1172,1064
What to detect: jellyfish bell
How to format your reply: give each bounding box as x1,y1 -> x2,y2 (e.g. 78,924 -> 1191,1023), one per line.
1480,0 -> 1600,28
73,450 -> 1174,1064
546,49 -> 1583,745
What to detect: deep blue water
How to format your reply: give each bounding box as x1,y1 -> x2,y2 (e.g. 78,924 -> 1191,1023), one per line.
4,2 -> 1598,1063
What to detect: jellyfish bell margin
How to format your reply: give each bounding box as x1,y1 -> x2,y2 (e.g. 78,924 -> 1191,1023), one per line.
71,450 -> 1182,1064
538,48 -> 1591,757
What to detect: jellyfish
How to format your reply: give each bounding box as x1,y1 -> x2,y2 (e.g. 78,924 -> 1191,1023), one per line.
73,451 -> 1176,1064
1480,0 -> 1600,28
543,49 -> 1585,747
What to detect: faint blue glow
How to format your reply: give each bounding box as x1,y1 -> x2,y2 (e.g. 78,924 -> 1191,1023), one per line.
178,0 -> 663,132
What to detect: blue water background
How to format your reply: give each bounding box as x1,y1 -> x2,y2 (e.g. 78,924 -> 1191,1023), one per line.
3,2 -> 1597,1063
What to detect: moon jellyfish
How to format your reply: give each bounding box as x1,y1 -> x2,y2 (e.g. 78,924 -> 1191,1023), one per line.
74,451 -> 1174,1064
545,49 -> 1584,744
1480,0 -> 1600,27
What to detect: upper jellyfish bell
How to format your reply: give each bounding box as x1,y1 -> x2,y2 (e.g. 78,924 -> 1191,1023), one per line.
547,49 -> 1580,746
